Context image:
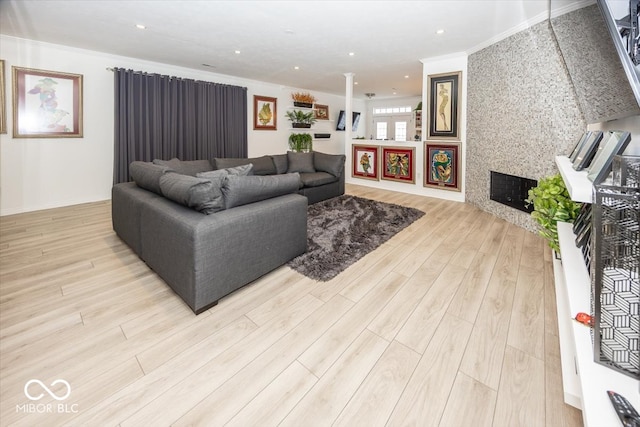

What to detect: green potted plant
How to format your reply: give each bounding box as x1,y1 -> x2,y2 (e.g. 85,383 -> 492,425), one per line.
288,133 -> 313,152
525,173 -> 581,253
286,110 -> 317,128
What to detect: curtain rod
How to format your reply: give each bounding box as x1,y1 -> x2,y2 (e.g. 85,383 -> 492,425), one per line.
106,67 -> 247,90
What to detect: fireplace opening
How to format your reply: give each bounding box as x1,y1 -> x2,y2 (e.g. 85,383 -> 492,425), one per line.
490,171 -> 537,213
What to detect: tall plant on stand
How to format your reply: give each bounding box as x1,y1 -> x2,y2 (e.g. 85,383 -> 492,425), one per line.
525,173 -> 581,254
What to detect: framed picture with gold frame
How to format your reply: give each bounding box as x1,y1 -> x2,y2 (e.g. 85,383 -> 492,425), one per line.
314,104 -> 329,120
253,95 -> 277,130
12,66 -> 83,138
381,146 -> 415,183
426,71 -> 461,141
352,144 -> 379,180
424,141 -> 461,191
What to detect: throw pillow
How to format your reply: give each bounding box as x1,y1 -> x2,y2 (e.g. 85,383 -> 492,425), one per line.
153,158 -> 213,176
271,154 -> 288,174
287,151 -> 315,174
159,172 -> 224,214
313,151 -> 346,178
129,161 -> 172,195
214,156 -> 276,176
222,173 -> 301,209
226,163 -> 254,176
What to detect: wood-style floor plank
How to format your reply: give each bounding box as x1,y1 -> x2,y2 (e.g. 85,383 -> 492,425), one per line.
439,372 -> 498,427
0,184 -> 583,427
333,340 -> 421,427
493,345 -> 546,427
387,313 -> 474,427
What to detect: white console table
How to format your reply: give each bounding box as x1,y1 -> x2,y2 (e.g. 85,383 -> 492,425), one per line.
553,156 -> 639,427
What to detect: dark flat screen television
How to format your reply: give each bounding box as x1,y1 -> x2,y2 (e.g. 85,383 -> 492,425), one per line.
336,110 -> 361,131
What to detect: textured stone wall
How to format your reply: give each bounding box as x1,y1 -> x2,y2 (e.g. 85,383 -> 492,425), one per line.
466,20 -> 586,231
551,4 -> 640,123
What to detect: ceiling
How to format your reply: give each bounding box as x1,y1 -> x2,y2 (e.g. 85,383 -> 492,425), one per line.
0,0 -> 553,99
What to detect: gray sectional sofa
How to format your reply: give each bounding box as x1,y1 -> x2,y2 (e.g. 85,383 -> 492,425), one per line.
112,151 -> 345,314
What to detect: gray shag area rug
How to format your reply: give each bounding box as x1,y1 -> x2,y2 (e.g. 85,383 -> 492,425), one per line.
287,195 -> 425,281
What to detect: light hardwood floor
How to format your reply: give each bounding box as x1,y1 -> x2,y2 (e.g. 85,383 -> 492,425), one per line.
0,184 -> 584,427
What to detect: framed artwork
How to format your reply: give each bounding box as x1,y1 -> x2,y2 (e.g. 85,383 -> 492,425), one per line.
352,144 -> 379,180
12,66 -> 83,138
0,60 -> 5,134
314,104 -> 329,120
381,146 -> 415,183
572,131 -> 603,170
253,95 -> 277,130
568,131 -> 591,162
587,131 -> 631,184
424,142 -> 461,191
427,71 -> 462,141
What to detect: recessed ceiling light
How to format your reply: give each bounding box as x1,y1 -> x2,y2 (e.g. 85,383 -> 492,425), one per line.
404,75 -> 409,79
393,92 -> 397,95
136,24 -> 146,30
234,50 -> 241,54
436,29 -> 445,35
354,82 -> 359,85
348,52 -> 355,56
294,66 -> 299,70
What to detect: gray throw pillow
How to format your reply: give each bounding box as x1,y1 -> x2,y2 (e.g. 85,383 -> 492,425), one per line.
159,172 -> 224,214
153,158 -> 213,176
313,151 -> 346,178
271,154 -> 288,175
222,173 -> 301,209
129,161 -> 172,195
226,163 -> 254,176
287,151 -> 315,174
214,156 -> 276,175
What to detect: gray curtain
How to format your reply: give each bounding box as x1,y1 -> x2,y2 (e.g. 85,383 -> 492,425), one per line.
113,68 -> 248,184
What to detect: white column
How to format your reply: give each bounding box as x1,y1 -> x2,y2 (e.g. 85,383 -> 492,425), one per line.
344,73 -> 354,151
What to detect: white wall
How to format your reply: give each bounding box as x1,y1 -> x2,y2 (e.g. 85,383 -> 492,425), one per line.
362,96 -> 422,139
0,35 -> 352,215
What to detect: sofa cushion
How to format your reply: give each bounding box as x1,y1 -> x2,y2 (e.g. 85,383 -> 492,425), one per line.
153,158 -> 213,176
214,156 -> 275,175
314,152 -> 346,178
287,151 -> 315,174
222,173 -> 301,209
271,154 -> 288,174
206,163 -> 254,177
299,172 -> 338,188
129,161 -> 172,195
159,172 -> 224,214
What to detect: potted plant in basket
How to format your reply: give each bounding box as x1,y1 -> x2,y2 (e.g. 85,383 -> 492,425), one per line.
288,133 -> 313,152
286,110 -> 317,128
525,173 -> 581,254
291,91 -> 316,108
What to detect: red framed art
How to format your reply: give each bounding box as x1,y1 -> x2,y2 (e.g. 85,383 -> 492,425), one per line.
352,144 -> 379,180
424,141 -> 461,191
381,146 -> 415,183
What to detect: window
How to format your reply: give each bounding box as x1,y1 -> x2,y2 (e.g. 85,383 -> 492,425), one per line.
373,106 -> 411,115
376,122 -> 387,140
395,121 -> 407,141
